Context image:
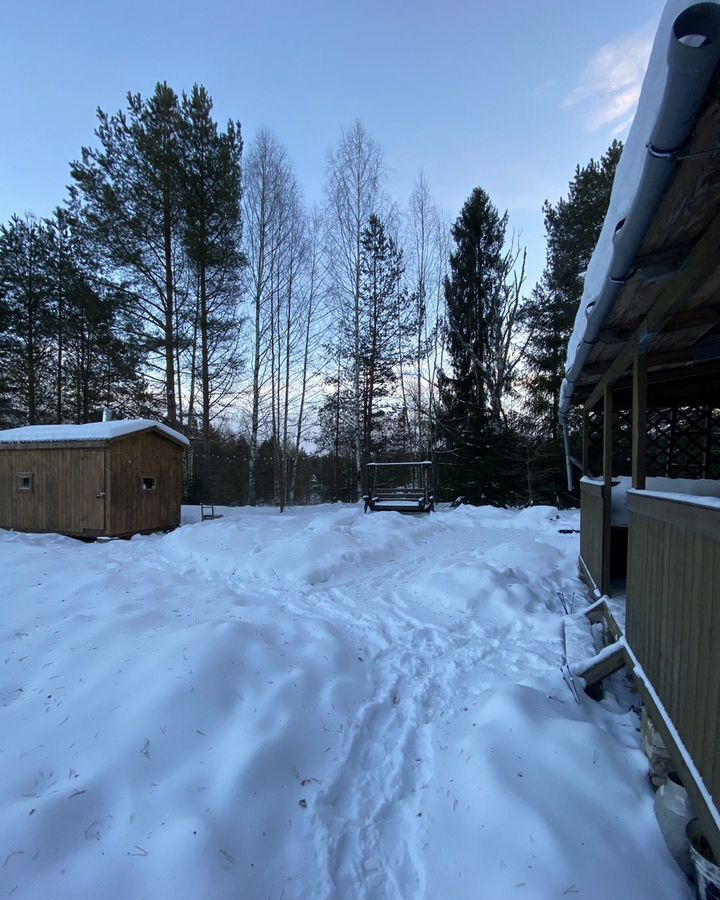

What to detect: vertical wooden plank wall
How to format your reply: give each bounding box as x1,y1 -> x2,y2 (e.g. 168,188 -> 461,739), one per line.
0,445 -> 105,535
602,386 -> 614,595
580,481 -> 605,591
108,432 -> 183,536
627,493 -> 720,815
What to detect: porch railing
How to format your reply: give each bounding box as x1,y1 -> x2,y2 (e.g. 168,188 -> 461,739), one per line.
626,490 -> 720,811
580,479 -> 605,590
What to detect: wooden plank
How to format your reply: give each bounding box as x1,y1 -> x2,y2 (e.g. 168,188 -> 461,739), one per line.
627,492 -> 720,542
577,642 -> 629,686
602,385 -> 613,595
580,479 -> 604,497
705,546 -> 720,805
667,517 -> 682,722
694,534 -> 714,785
578,554 -> 599,594
580,483 -> 604,589
684,532 -> 703,765
582,411 -> 590,475
631,350 -> 647,490
585,600 -> 623,643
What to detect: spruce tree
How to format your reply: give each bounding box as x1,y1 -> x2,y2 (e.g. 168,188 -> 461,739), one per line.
438,188 -> 508,500
355,214 -> 411,471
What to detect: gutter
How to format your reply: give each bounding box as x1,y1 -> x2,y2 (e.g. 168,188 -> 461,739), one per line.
559,2 -> 720,489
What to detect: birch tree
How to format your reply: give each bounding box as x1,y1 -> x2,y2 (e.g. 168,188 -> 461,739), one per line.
243,130 -> 296,505
324,121 -> 383,498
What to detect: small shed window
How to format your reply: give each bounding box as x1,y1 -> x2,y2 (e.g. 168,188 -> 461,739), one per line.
17,472 -> 33,493
142,476 -> 157,493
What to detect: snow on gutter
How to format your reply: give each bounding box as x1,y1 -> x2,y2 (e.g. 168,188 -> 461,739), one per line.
559,0 -> 720,429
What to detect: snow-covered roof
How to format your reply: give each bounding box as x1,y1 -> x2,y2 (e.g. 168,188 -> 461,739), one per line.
561,0 -> 720,418
367,461 -> 432,467
0,419 -> 190,447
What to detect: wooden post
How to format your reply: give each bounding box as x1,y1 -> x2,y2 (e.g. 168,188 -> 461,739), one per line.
582,410 -> 590,476
632,349 -> 647,490
602,384 -> 614,596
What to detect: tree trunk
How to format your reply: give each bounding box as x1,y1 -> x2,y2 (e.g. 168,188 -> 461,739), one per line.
200,259 -> 211,498
249,282 -> 262,506
162,188 -> 177,424
290,270 -> 314,504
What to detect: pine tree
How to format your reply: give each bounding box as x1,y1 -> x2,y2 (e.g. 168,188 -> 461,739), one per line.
525,140 -> 622,438
61,274 -> 153,422
0,215 -> 53,425
70,82 -> 185,423
179,84 -> 244,495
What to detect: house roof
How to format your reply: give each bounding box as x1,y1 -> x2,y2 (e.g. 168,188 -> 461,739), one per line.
560,0 -> 720,416
0,419 -> 190,448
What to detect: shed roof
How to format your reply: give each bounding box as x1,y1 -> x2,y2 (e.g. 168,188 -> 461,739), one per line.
0,419 -> 190,448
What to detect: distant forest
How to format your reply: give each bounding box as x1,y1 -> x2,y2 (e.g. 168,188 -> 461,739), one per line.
0,82 -> 622,508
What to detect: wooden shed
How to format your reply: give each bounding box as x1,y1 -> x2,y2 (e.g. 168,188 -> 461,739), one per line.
559,0 -> 720,861
0,419 -> 189,538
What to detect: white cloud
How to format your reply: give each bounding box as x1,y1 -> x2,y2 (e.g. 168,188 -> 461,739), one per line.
533,77 -> 557,96
563,22 -> 656,135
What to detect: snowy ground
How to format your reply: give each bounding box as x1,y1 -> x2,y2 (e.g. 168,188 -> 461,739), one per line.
0,503 -> 691,899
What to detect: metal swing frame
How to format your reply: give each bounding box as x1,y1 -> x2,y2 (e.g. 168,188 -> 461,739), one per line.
362,461 -> 434,513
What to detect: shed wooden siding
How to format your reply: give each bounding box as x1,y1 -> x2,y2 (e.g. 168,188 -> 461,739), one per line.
0,443 -> 106,535
0,429 -> 184,537
107,431 -> 183,536
626,492 -> 720,810
580,481 -> 604,590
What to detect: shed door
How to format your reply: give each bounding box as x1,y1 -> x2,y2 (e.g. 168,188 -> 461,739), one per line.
75,449 -> 106,534
51,448 -> 106,535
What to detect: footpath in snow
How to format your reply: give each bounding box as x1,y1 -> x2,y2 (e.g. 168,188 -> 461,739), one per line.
0,503 -> 691,899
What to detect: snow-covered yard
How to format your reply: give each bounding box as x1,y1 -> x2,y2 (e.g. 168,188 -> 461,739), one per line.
1,503 -> 691,899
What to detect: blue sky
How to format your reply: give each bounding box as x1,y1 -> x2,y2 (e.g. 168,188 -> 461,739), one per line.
2,0 -> 667,285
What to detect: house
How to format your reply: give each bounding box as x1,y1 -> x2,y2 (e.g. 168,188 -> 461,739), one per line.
559,0 -> 720,860
0,419 -> 189,538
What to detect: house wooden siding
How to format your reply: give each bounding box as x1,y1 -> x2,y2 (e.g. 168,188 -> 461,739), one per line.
0,429 -> 184,538
626,492 -> 720,812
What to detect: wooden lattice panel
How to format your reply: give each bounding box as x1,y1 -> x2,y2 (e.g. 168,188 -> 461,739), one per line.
647,406 -> 719,479
613,408 -> 633,476
587,410 -> 603,477
585,404 -> 720,480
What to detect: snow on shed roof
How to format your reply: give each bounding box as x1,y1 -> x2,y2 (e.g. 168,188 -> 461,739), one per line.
560,0 -> 720,418
0,419 -> 190,447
